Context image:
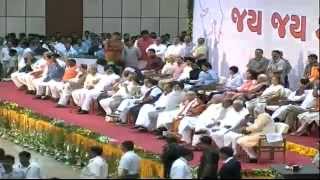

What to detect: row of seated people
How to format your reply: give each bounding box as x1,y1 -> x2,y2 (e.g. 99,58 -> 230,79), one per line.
10,49 -> 319,163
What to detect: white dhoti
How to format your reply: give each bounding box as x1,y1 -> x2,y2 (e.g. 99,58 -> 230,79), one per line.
79,89 -> 102,111
298,112 -> 320,125
191,118 -> 215,146
135,104 -> 156,128
58,83 -> 73,106
11,72 -> 27,88
272,105 -> 289,121
156,109 -> 179,129
72,89 -> 89,107
272,105 -> 306,122
36,80 -> 53,96
99,96 -> 123,115
178,116 -> 199,144
117,98 -> 137,112
100,97 -> 114,115
48,81 -> 64,98
26,74 -> 42,91
117,98 -> 139,123
223,131 -> 243,155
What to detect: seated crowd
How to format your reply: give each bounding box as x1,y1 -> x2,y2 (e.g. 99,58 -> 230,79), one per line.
1,30 -> 320,178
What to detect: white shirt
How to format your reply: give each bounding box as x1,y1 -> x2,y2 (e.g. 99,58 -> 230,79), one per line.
149,86 -> 162,97
225,73 -> 243,90
301,90 -> 317,109
165,44 -> 184,58
14,162 -> 42,179
287,90 -> 306,102
181,42 -> 194,57
177,66 -> 193,81
118,151 -> 141,176
146,44 -> 167,60
0,168 -> 25,179
261,84 -> 285,97
1,47 -> 10,62
94,73 -> 120,92
170,157 -> 192,179
81,156 -> 108,179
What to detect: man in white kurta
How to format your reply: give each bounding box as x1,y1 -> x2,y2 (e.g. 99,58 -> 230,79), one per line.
57,66 -> 87,107
193,100 -> 247,147
24,57 -> 48,92
73,67 -> 120,114
271,89 -> 316,121
237,106 -> 275,160
208,100 -> 249,150
117,80 -> 162,123
135,83 -> 184,130
178,99 -> 233,145
156,91 -> 197,130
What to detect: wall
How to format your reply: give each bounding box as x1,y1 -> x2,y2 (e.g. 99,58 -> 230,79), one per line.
0,0 -> 46,37
0,0 -> 189,37
83,0 -> 189,36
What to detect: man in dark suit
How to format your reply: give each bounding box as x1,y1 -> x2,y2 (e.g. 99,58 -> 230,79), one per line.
219,147 -> 242,179
197,136 -> 219,179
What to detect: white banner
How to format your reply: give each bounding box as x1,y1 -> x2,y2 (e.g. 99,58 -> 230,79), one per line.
193,0 -> 319,89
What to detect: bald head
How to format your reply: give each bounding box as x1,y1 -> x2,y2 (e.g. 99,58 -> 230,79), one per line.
257,74 -> 268,83
232,99 -> 244,112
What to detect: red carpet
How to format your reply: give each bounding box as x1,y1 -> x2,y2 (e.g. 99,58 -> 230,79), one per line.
0,82 -> 317,169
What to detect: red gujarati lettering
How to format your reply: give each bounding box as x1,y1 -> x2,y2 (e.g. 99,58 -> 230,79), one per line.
290,15 -> 306,41
231,7 -> 247,32
271,12 -> 290,38
247,10 -> 262,35
316,29 -> 320,40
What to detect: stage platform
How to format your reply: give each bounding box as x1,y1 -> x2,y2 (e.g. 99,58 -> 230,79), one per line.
0,82 -> 318,170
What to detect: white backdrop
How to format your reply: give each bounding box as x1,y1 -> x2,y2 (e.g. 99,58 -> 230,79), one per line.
193,0 -> 319,89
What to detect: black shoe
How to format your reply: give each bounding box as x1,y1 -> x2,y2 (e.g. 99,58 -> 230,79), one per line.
249,158 -> 258,163
78,110 -> 89,114
194,130 -> 208,135
55,104 -> 66,108
138,127 -> 148,132
132,126 -> 141,129
33,96 -> 41,99
41,96 -> 49,100
158,127 -> 168,132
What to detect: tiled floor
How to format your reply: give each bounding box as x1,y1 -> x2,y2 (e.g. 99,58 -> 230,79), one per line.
0,138 -> 81,179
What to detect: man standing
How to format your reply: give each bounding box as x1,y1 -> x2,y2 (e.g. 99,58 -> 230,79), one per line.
197,136 -> 219,179
219,147 -> 242,179
15,151 -> 42,179
105,32 -> 124,66
118,141 -> 141,179
170,147 -> 193,179
267,50 -> 287,85
247,49 -> 270,75
81,146 -> 108,179
136,30 -> 154,61
146,37 -> 167,60
192,38 -> 208,67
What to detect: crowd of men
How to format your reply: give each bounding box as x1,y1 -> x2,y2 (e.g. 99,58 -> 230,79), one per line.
0,30 -> 319,179
0,148 -> 42,179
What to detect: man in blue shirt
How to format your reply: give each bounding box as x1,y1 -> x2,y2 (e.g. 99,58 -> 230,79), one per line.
35,53 -> 65,99
190,62 -> 219,91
